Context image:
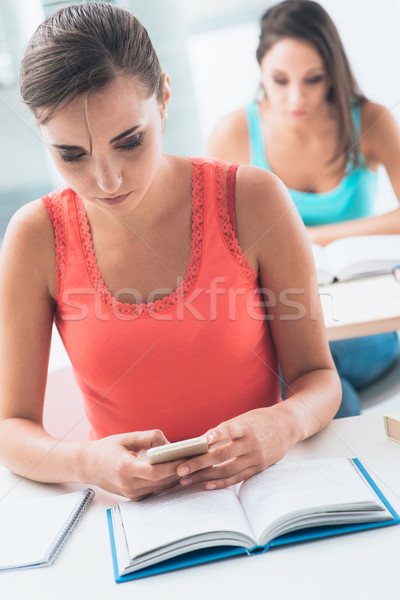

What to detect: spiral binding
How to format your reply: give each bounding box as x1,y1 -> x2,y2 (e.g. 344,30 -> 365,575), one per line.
44,488 -> 95,566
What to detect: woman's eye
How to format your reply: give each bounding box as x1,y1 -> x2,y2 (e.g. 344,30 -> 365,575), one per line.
60,152 -> 86,163
273,78 -> 288,86
306,75 -> 324,85
117,134 -> 143,152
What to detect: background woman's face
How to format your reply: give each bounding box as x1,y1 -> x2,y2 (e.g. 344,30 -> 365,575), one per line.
40,74 -> 170,214
260,38 -> 331,121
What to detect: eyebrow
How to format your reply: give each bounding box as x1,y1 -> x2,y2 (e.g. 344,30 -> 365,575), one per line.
110,126 -> 140,144
52,125 -> 140,150
304,67 -> 325,75
272,66 -> 325,75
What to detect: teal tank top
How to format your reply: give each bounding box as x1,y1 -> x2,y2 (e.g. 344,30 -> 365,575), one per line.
245,102 -> 378,226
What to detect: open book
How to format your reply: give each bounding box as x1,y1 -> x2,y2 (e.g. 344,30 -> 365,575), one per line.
312,234 -> 400,285
107,457 -> 399,583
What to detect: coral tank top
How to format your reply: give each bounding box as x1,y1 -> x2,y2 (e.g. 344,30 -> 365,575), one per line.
43,158 -> 281,441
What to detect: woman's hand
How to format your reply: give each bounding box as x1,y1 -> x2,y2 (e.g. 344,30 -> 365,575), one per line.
176,406 -> 296,491
78,429 -> 181,500
306,225 -> 331,245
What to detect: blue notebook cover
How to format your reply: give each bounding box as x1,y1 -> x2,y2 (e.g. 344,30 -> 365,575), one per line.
107,458 -> 400,583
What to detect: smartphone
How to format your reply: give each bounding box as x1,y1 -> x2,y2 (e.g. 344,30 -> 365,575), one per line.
146,436 -> 208,465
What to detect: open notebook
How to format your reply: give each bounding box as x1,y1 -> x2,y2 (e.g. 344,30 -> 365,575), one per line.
0,488 -> 94,571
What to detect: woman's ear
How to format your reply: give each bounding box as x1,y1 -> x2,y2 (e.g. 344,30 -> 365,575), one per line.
258,63 -> 267,100
161,72 -> 171,117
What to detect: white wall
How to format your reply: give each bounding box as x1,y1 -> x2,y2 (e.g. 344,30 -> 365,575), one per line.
127,0 -> 204,156
0,0 -> 59,200
187,21 -> 261,146
320,0 -> 400,109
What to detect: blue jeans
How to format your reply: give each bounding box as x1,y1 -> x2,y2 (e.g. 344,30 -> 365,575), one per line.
330,332 -> 400,418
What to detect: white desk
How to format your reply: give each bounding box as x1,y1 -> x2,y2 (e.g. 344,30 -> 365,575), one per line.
1,413 -> 400,600
321,273 -> 400,340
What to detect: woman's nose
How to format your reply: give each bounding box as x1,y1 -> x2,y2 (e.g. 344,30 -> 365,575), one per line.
288,83 -> 304,105
94,159 -> 122,195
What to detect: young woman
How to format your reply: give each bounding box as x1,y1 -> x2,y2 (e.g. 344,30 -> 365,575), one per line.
209,0 -> 400,418
0,2 -> 340,500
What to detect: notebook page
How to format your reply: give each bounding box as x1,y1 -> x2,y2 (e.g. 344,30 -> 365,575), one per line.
0,491 -> 92,570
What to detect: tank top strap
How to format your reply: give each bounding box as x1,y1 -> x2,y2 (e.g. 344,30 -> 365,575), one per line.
353,103 -> 361,135
200,158 -> 256,281
350,102 -> 370,169
245,102 -> 270,170
227,163 -> 239,233
42,186 -> 84,303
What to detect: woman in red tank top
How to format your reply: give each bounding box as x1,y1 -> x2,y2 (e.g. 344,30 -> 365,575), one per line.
0,3 -> 340,500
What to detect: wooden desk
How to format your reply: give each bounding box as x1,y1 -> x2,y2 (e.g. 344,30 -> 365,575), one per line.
321,273 -> 400,340
2,413 -> 400,600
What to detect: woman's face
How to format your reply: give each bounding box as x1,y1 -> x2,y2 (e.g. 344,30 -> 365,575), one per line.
40,74 -> 170,214
260,38 -> 331,122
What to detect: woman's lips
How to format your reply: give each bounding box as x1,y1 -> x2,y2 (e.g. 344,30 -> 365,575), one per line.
290,110 -> 307,117
98,192 -> 130,207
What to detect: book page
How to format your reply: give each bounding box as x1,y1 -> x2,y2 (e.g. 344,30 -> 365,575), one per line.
311,244 -> 335,285
117,484 -> 255,560
238,458 -> 384,545
323,234 -> 400,281
0,492 -> 87,570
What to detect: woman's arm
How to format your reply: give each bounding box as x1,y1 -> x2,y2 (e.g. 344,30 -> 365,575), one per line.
308,102 -> 400,245
175,167 -> 341,490
0,202 -> 180,499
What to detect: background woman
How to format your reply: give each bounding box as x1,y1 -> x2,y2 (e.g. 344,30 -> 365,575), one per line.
209,0 -> 400,417
0,2 -> 340,499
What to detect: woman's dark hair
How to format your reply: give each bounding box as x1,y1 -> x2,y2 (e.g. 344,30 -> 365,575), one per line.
256,0 -> 366,167
20,2 -> 164,124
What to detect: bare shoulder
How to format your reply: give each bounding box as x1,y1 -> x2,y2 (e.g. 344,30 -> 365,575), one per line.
1,199 -> 56,296
235,165 -> 296,225
208,108 -> 250,164
234,166 -> 307,270
361,100 -> 392,127
3,199 -> 54,253
360,100 -> 400,164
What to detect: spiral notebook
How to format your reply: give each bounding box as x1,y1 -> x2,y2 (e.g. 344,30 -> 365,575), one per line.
0,488 -> 94,572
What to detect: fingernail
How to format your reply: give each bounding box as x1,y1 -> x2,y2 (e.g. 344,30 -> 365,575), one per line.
206,482 -> 217,490
207,433 -> 215,443
180,477 -> 192,486
178,466 -> 189,476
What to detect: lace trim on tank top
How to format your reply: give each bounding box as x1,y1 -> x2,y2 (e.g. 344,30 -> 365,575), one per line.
73,159 -> 205,316
45,159 -> 257,313
42,189 -> 67,300
215,162 -> 258,281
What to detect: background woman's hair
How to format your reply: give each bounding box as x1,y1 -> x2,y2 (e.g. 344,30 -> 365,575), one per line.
20,1 -> 164,124
256,0 -> 366,168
